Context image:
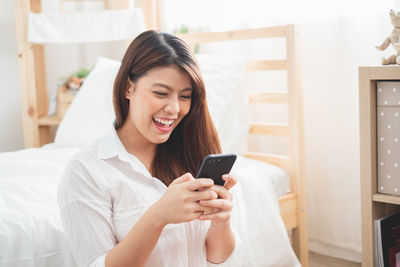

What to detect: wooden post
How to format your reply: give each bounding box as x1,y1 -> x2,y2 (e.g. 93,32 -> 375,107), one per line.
31,0 -> 50,146
140,0 -> 159,30
286,24 -> 309,266
15,0 -> 49,147
15,0 -> 40,147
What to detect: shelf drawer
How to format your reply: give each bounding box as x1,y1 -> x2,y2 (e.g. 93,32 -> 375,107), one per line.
377,81 -> 400,196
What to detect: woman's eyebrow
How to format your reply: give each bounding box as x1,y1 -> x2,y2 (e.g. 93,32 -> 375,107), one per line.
152,83 -> 193,92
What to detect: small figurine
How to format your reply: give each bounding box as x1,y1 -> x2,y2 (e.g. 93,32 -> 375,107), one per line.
65,76 -> 84,91
376,9 -> 400,65
56,68 -> 90,117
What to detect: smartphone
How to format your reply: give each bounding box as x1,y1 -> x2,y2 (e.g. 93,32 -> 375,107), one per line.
196,154 -> 237,186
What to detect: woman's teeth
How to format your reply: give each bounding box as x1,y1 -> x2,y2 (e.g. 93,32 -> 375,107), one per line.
153,118 -> 174,126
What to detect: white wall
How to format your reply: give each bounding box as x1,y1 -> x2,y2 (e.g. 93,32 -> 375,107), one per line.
0,1 -> 24,152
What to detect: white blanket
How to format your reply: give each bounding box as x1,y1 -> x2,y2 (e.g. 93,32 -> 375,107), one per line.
0,147 -> 77,267
0,146 -> 298,267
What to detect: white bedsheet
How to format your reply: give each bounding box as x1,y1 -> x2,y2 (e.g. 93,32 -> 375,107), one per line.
0,147 -> 77,267
0,146 -> 297,267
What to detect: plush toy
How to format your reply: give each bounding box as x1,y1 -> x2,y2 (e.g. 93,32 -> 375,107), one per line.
376,9 -> 400,65
65,76 -> 84,91
63,68 -> 90,91
56,68 -> 90,117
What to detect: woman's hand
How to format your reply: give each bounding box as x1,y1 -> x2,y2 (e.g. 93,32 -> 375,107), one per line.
198,174 -> 237,226
151,173 -> 218,226
222,173 -> 237,190
200,174 -> 238,263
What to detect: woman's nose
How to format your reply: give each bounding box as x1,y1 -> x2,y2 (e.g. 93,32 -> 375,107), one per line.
164,96 -> 180,114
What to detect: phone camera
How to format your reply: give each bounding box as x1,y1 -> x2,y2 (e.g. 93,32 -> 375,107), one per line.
217,159 -> 222,163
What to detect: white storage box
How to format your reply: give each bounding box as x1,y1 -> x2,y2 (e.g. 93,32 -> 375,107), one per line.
377,81 -> 400,195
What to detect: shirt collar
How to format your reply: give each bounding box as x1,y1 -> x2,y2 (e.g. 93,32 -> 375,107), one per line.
98,125 -> 152,178
97,125 -> 124,160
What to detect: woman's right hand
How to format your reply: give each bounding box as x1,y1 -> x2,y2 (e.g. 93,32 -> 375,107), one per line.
151,173 -> 218,225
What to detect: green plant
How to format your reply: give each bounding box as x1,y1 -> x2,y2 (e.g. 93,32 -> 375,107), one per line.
71,68 -> 90,79
172,24 -> 200,54
173,24 -> 189,34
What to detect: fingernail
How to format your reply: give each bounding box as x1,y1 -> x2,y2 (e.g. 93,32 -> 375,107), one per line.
222,174 -> 229,180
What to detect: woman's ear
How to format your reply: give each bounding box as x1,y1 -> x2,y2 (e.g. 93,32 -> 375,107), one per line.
125,79 -> 134,99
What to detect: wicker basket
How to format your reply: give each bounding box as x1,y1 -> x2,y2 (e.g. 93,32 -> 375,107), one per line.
56,85 -> 75,118
56,76 -> 84,117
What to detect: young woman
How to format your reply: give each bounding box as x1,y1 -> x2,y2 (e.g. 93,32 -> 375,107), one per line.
58,30 -> 239,267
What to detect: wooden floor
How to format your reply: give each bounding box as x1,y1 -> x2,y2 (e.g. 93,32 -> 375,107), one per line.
309,252 -> 361,267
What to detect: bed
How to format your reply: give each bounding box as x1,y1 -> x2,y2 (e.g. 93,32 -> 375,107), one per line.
10,0 -> 308,266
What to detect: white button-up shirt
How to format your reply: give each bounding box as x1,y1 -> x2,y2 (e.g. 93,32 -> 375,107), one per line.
58,126 -> 238,267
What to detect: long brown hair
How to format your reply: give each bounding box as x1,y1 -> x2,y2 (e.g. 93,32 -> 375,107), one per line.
113,30 -> 221,185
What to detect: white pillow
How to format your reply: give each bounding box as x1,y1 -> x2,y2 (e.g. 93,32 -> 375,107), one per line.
54,55 -> 249,154
54,57 -> 119,147
196,54 -> 249,154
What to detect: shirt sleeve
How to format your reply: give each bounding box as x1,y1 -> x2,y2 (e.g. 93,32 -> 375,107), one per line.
206,226 -> 242,267
58,158 -> 116,267
206,182 -> 244,267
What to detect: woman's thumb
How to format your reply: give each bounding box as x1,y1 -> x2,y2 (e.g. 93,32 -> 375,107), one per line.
171,173 -> 195,185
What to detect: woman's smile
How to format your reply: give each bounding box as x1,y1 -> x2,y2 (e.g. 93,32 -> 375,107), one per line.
152,117 -> 176,133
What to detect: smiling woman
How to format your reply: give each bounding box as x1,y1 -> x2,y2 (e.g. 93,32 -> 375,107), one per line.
112,30 -> 221,186
117,65 -> 193,171
57,30 -> 239,267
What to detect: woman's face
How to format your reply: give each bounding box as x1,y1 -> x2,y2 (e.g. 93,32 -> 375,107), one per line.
125,65 -> 193,145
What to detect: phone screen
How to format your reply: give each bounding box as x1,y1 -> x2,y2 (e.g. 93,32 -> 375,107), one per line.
196,154 -> 237,186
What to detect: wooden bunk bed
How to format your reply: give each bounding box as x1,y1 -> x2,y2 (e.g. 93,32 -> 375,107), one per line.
15,0 -> 308,265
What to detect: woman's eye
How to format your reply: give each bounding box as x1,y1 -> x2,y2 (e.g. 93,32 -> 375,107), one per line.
180,95 -> 192,99
153,91 -> 167,96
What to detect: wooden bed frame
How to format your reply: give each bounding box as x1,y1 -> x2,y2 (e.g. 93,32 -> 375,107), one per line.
15,0 -> 308,265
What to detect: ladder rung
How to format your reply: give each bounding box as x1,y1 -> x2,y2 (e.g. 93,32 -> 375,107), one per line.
246,60 -> 287,71
38,115 -> 62,126
278,193 -> 298,230
249,122 -> 289,136
245,151 -> 290,170
249,91 -> 288,103
176,26 -> 287,45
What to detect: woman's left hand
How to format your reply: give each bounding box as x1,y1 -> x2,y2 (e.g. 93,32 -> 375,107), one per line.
198,174 -> 237,226
221,174 -> 237,190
